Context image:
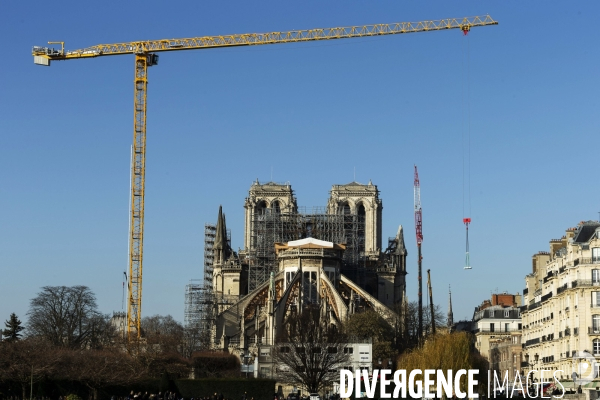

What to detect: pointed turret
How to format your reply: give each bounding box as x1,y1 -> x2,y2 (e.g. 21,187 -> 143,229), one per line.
447,285 -> 454,329
214,205 -> 230,263
395,225 -> 407,255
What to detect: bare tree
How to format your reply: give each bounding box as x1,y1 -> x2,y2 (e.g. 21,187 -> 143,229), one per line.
56,348 -> 146,400
0,338 -> 60,399
138,315 -> 190,378
27,286 -> 115,349
400,301 -> 445,346
141,314 -> 184,354
182,323 -> 212,357
274,307 -> 349,394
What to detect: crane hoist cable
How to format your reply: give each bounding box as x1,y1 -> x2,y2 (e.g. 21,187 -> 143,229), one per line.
462,28 -> 473,270
32,15 -> 497,342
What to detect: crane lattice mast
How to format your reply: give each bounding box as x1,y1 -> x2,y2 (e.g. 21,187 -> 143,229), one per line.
414,165 -> 423,340
427,269 -> 435,335
32,16 -> 497,342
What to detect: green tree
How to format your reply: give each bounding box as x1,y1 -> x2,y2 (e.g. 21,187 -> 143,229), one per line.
345,310 -> 397,367
2,313 -> 24,342
397,332 -> 489,396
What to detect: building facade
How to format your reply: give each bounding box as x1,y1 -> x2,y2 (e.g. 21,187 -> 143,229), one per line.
521,221 -> 600,382
472,293 -> 522,359
489,332 -> 524,380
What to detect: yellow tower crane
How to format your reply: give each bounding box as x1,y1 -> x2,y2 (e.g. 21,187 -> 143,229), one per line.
32,15 -> 497,342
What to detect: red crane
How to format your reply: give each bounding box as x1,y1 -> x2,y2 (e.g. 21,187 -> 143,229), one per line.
414,165 -> 423,340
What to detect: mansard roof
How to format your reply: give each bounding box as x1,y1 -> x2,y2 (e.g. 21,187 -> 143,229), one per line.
572,220 -> 600,243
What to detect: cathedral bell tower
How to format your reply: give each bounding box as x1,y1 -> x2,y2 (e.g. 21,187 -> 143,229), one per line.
243,181 -> 297,250
327,181 -> 382,259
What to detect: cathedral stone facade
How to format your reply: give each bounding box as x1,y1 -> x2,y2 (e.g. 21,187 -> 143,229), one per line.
206,181 -> 407,356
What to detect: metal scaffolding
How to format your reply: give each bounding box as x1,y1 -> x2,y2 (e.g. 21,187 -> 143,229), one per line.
247,207 -> 365,292
184,280 -> 210,328
203,223 -> 216,290
184,279 -> 215,351
184,222 -> 231,333
203,222 -> 231,289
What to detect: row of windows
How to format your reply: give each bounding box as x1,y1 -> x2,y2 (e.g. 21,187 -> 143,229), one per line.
279,346 -> 353,354
486,310 -> 519,318
487,322 -> 522,332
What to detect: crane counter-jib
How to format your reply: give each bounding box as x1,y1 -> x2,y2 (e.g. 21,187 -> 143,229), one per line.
32,15 -> 497,64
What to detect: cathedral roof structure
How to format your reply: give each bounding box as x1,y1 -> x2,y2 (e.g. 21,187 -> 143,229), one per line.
275,237 -> 346,250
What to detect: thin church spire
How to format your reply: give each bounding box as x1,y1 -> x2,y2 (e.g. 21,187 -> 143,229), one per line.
447,285 -> 454,329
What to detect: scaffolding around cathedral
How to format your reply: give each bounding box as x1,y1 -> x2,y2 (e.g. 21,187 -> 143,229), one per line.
203,223 -> 216,290
184,279 -> 213,329
183,223 -> 232,333
247,206 -> 366,292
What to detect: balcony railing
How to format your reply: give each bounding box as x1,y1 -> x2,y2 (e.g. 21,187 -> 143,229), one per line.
574,257 -> 594,266
525,338 -> 540,347
557,284 -> 568,294
529,301 -> 541,311
588,327 -> 600,335
572,279 -> 600,288
474,327 -> 520,333
565,328 -> 571,336
520,305 -> 527,313
541,292 -> 553,302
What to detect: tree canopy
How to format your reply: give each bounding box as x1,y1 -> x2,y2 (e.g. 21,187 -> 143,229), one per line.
27,285 -> 114,348
397,332 -> 489,395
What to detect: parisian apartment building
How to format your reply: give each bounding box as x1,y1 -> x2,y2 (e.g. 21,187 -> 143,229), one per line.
472,293 -> 523,359
521,221 -> 600,382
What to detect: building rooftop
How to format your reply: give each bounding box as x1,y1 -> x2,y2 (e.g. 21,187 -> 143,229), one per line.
572,220 -> 600,243
274,237 -> 346,252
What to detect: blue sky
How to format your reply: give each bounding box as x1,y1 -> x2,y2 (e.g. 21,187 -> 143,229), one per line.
1,1 -> 599,326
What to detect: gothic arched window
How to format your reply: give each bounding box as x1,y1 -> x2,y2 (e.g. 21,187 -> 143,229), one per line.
271,200 -> 281,214
255,200 -> 267,215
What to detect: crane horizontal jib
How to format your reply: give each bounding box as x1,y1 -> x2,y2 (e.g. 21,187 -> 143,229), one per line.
32,15 -> 497,63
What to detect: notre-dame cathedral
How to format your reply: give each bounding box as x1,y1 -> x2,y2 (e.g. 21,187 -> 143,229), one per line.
200,180 -> 407,353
